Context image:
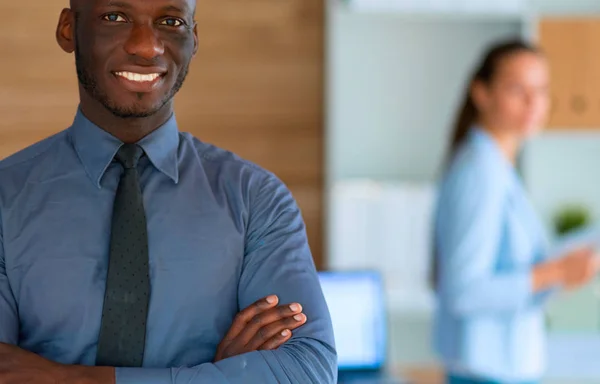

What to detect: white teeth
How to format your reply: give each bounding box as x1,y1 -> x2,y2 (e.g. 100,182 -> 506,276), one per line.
115,72 -> 161,82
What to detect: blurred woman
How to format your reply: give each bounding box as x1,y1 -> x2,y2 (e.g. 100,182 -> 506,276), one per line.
432,39 -> 599,384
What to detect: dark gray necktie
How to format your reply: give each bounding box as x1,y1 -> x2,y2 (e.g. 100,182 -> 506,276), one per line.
96,144 -> 150,367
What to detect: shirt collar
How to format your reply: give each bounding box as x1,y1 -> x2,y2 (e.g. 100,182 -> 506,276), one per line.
68,107 -> 180,188
469,126 -> 520,186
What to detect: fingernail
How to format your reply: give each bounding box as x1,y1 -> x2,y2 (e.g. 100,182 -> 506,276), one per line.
294,314 -> 304,322
281,329 -> 290,337
289,304 -> 301,312
266,296 -> 277,304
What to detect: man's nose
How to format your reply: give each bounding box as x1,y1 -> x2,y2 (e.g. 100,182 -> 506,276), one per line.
123,23 -> 165,60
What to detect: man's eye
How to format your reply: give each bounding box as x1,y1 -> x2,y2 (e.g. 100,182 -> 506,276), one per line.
160,18 -> 184,27
103,14 -> 127,22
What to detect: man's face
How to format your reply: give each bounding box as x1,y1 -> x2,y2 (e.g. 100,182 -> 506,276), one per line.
68,0 -> 198,118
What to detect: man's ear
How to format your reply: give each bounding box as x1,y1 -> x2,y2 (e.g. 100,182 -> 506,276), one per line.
56,8 -> 76,54
192,22 -> 199,57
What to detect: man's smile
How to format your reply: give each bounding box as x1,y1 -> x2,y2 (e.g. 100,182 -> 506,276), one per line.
111,68 -> 167,92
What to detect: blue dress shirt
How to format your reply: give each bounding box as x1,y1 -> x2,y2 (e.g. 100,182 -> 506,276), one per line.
433,128 -> 554,382
0,109 -> 336,383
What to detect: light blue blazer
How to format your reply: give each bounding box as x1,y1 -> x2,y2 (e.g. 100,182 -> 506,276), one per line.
433,128 -> 555,382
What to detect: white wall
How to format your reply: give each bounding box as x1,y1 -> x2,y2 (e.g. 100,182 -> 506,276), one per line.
533,0 -> 600,14
326,9 -> 523,182
523,132 -> 600,233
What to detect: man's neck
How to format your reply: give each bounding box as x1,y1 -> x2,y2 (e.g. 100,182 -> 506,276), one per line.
79,96 -> 173,144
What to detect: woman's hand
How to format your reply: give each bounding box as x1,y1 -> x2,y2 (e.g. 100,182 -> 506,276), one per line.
533,247 -> 599,292
557,247 -> 600,289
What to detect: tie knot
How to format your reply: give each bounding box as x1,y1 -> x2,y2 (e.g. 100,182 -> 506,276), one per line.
115,144 -> 144,169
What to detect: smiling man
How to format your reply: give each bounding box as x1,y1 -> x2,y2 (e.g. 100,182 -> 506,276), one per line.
0,0 -> 336,383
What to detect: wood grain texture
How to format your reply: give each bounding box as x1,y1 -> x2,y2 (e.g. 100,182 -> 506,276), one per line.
0,0 -> 325,268
538,17 -> 600,129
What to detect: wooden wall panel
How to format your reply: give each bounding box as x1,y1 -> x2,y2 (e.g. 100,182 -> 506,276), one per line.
0,1 -> 325,268
538,18 -> 600,128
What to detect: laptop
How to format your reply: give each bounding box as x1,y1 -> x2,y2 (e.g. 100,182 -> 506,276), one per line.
318,270 -> 407,384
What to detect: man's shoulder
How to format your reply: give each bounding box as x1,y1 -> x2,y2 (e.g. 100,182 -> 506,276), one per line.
182,132 -> 280,185
0,130 -> 68,174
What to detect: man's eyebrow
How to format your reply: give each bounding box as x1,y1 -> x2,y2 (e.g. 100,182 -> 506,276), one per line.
106,0 -> 133,9
160,4 -> 189,14
100,1 -> 192,17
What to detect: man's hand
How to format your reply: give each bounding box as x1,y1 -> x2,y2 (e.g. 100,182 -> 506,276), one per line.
0,343 -> 65,384
0,343 -> 115,384
214,295 -> 307,362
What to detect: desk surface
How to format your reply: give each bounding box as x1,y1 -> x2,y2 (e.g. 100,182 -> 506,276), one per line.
394,366 -> 600,384
396,366 -> 443,384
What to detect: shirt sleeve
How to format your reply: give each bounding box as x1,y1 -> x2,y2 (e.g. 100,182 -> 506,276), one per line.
436,158 -> 534,317
528,249 -> 557,306
116,174 -> 337,384
0,212 -> 19,344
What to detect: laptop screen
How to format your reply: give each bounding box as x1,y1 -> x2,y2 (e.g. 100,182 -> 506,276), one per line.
318,271 -> 387,370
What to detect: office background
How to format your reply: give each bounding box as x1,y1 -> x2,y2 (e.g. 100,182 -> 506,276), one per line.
327,1 -> 600,382
2,0 -> 600,383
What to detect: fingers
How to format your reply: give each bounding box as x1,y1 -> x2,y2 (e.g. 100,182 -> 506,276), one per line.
220,295 -> 279,348
578,246 -> 595,253
564,251 -> 600,290
258,329 -> 293,351
587,254 -> 600,278
583,251 -> 598,272
567,247 -> 594,260
247,312 -> 308,351
232,303 -> 303,350
593,254 -> 600,269
575,250 -> 593,262
215,297 -> 308,362
581,248 -> 596,258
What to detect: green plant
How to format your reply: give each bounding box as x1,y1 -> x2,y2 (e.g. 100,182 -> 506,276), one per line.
553,205 -> 591,236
